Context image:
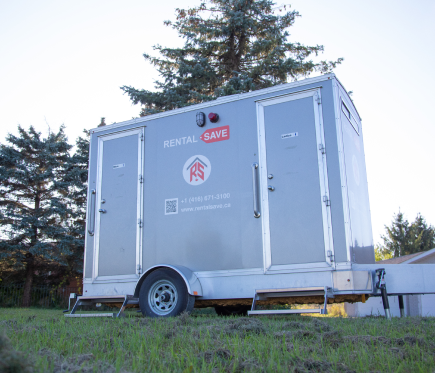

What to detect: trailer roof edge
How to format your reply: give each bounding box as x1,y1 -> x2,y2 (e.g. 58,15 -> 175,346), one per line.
91,74 -> 336,133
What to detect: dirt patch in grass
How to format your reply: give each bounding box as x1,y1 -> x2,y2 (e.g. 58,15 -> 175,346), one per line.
223,317 -> 266,335
275,324 -> 426,356
186,317 -> 266,339
274,331 -> 294,340
343,334 -> 426,347
197,350 -> 264,373
281,318 -> 333,332
164,326 -> 183,339
394,335 -> 426,347
321,333 -> 428,352
232,358 -> 265,373
283,321 -> 307,330
289,356 -> 355,373
274,330 -> 317,340
129,318 -> 151,327
37,348 -> 132,373
0,319 -> 18,330
198,348 -> 232,363
310,318 -> 332,332
22,325 -> 46,334
294,330 -> 317,339
322,330 -> 341,339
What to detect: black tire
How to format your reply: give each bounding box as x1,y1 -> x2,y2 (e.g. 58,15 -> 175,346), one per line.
139,268 -> 195,318
214,305 -> 251,316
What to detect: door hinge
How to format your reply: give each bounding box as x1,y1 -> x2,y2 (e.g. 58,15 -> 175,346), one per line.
139,175 -> 144,183
138,219 -> 143,228
327,250 -> 335,262
137,264 -> 142,274
315,95 -> 322,105
140,133 -> 144,141
323,196 -> 331,206
319,144 -> 326,154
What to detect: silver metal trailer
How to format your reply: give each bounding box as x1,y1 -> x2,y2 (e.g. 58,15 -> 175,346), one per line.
67,74 -> 435,318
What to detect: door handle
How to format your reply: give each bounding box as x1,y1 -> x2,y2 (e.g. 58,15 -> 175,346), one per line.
251,163 -> 261,218
268,185 -> 275,191
87,190 -> 96,235
98,209 -> 107,213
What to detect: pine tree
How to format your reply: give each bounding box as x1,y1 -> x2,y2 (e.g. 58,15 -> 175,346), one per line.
0,126 -> 83,306
62,130 -> 89,282
409,213 -> 435,254
374,244 -> 393,262
379,211 -> 435,258
380,212 -> 411,258
122,0 -> 343,116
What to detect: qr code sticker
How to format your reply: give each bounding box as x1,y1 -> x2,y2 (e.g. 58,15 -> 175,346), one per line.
165,198 -> 178,215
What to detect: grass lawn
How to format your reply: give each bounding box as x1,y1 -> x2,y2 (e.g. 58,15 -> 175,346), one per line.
0,307 -> 434,372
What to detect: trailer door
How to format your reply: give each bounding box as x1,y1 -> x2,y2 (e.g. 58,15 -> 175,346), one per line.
256,89 -> 333,272
94,128 -> 143,280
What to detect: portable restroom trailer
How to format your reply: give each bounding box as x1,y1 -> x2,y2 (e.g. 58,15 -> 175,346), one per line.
73,74 -> 434,318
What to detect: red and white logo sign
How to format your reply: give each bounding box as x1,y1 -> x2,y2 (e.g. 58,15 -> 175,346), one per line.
200,125 -> 230,144
183,155 -> 211,186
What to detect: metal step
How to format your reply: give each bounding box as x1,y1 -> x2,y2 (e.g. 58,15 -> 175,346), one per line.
65,313 -> 116,318
248,309 -> 322,316
64,294 -> 139,318
74,295 -> 139,303
248,285 -> 332,316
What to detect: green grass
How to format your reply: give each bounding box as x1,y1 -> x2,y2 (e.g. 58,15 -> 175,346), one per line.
0,308 -> 434,372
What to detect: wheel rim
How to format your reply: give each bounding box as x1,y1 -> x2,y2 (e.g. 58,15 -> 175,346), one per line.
148,279 -> 178,316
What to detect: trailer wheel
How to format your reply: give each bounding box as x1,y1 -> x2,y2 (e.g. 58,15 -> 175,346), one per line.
214,306 -> 250,316
139,268 -> 195,318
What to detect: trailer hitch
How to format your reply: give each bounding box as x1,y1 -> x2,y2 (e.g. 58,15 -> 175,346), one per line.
376,268 -> 391,320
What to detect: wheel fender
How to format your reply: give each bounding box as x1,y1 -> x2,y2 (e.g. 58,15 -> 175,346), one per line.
134,264 -> 203,297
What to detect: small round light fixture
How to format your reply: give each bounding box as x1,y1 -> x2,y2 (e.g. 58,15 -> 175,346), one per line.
208,112 -> 219,123
196,112 -> 206,127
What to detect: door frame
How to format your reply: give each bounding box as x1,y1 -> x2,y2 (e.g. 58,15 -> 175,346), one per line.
255,88 -> 335,274
92,128 -> 144,281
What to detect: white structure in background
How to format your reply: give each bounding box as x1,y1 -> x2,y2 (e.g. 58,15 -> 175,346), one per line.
345,248 -> 435,317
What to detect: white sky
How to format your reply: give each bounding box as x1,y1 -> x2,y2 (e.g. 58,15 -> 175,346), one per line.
1,0 -> 434,245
